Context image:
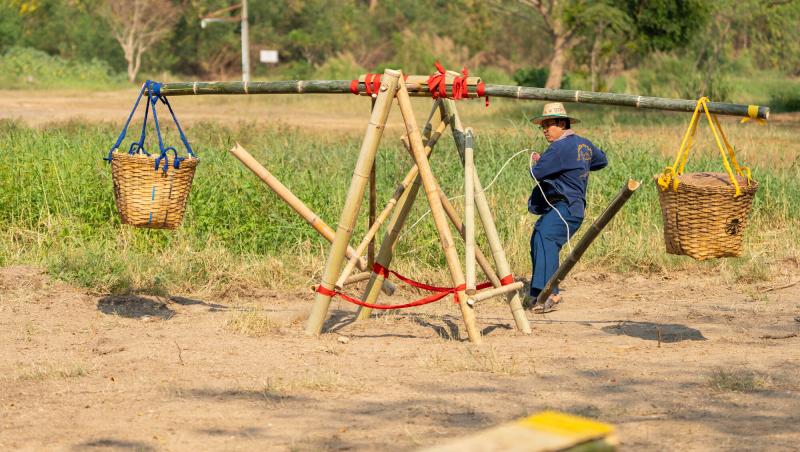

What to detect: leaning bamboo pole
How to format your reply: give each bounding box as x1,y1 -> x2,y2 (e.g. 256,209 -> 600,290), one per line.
159,80 -> 769,120
355,100 -> 445,320
395,77 -> 482,344
229,144 -> 370,271
443,98 -> 531,335
536,180 -> 641,306
305,69 -> 401,337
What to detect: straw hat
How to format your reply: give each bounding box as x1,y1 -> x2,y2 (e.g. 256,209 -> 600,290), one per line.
531,102 -> 580,125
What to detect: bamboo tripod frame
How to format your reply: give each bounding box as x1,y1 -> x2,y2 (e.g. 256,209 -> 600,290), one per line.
304,69 -> 533,344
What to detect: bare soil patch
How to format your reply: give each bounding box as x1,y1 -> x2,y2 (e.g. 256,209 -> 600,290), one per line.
2,265 -> 799,450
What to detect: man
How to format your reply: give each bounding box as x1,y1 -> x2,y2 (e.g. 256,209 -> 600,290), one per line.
527,102 -> 608,312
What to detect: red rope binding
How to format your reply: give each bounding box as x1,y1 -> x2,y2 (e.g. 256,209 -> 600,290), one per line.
499,274 -> 514,286
312,262 -> 501,311
427,62 -> 448,100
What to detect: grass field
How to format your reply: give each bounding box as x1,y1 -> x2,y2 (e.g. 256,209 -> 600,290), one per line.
2,91 -> 800,451
1,100 -> 798,297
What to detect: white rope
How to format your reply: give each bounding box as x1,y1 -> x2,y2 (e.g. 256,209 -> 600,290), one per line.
399,147 -> 574,253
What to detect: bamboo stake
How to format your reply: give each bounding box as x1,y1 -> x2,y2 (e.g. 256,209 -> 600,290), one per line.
159,80 -> 769,120
468,282 -> 525,306
464,127 -> 476,295
395,77 -> 481,344
439,190 -> 500,285
368,97 -> 377,267
536,179 -> 641,306
355,100 -> 445,320
305,69 -> 401,337
334,118 -> 449,290
443,98 -> 531,335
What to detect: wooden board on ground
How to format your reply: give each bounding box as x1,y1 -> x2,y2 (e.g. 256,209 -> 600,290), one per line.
420,411 -> 617,452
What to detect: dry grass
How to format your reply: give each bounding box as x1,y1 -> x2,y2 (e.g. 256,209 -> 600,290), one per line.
11,363 -> 89,381
224,310 -> 283,337
424,344 -> 535,376
708,369 -> 773,392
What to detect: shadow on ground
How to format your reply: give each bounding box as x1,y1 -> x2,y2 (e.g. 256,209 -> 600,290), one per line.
601,321 -> 706,342
73,438 -> 155,451
97,295 -> 175,320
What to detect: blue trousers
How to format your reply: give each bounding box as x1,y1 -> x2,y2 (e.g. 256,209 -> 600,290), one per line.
530,202 -> 583,297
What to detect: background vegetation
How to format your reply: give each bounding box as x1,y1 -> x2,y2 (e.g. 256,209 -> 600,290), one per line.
1,0 -> 800,106
1,112 -> 797,296
0,1 -> 798,296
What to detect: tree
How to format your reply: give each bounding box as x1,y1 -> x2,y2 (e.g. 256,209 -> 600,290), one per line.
100,0 -> 180,83
568,1 -> 630,91
519,0 -> 581,89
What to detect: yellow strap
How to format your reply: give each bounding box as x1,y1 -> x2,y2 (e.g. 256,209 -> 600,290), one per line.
659,97 -> 752,196
740,104 -> 766,125
699,99 -> 741,196
659,97 -> 705,192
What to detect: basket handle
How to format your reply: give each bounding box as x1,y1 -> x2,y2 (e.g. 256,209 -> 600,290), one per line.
657,97 -> 752,197
106,80 -> 197,169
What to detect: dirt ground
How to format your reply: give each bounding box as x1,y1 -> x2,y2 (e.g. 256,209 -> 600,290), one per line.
2,263 -> 799,451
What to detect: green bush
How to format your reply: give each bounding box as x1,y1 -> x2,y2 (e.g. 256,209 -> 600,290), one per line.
636,52 -> 732,101
513,67 -> 570,89
0,47 -> 126,89
768,84 -> 800,112
312,52 -> 366,80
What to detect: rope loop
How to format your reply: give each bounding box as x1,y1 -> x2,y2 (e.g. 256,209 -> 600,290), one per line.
106,80 -> 197,172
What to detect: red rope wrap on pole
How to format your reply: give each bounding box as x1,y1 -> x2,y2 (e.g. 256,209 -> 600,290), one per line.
499,274 -> 514,286
350,65 -> 487,105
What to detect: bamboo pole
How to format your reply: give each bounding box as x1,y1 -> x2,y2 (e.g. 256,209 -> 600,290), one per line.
159,80 -> 769,119
439,190 -> 500,285
464,127 -> 476,295
229,143 -> 367,271
368,97 -> 377,268
536,179 -> 641,306
334,118 -> 449,290
468,282 -> 525,306
305,69 -> 401,337
355,100 -> 445,321
442,98 -> 531,335
395,77 -> 482,344
310,270 -> 377,293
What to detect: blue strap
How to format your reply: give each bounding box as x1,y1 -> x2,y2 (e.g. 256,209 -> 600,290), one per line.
162,97 -> 195,158
106,83 -> 147,162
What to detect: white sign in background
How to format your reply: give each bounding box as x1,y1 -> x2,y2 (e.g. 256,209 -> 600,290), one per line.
260,50 -> 279,64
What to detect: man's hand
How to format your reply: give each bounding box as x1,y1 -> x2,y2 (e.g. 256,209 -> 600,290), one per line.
530,152 -> 541,165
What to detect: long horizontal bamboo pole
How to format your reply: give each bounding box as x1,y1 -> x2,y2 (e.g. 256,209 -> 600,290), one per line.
159,80 -> 769,119
536,179 -> 641,306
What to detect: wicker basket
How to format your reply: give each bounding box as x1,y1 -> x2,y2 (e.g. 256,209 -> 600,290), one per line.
111,152 -> 198,229
655,172 -> 758,260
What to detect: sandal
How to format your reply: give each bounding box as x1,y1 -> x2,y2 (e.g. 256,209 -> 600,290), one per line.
533,294 -> 562,314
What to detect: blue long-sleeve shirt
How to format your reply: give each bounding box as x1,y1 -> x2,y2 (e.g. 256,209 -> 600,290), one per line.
528,133 -> 608,217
